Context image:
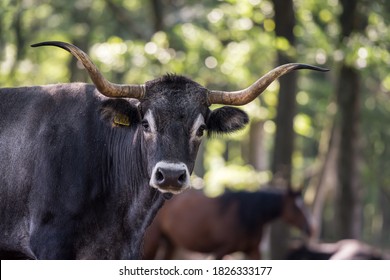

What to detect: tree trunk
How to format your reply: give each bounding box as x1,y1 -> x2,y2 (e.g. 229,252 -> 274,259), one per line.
270,0 -> 296,260
248,121 -> 267,172
380,187 -> 390,245
335,65 -> 362,239
334,0 -> 363,239
310,123 -> 339,240
68,5 -> 91,83
248,120 -> 269,258
105,0 -> 150,40
270,0 -> 297,184
150,0 -> 164,32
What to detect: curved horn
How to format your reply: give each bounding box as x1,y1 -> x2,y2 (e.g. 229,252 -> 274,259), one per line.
208,63 -> 329,105
31,41 -> 145,99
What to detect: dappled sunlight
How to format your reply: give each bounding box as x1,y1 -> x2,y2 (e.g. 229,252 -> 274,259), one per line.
204,165 -> 271,196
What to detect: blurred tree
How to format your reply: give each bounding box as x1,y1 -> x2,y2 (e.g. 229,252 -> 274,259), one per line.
68,2 -> 92,83
334,0 -> 364,239
269,0 -> 297,260
248,121 -> 267,172
150,0 -> 165,32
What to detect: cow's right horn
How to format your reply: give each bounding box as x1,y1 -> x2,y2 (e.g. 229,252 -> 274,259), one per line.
31,41 -> 145,99
207,63 -> 329,106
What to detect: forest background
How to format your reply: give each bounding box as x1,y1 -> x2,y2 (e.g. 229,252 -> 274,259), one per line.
1,0 -> 389,259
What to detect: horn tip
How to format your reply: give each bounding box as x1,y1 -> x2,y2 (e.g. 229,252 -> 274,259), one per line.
31,42 -> 43,48
31,41 -> 70,50
295,63 -> 330,72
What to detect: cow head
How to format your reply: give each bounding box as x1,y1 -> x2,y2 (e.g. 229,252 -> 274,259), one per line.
31,41 -> 328,195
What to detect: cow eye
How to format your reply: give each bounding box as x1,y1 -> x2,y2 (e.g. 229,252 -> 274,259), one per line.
196,125 -> 206,137
141,120 -> 150,132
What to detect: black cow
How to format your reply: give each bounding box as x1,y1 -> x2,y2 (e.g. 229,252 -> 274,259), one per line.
0,41 -> 327,259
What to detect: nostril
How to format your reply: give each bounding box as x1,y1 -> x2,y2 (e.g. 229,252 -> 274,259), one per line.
178,172 -> 186,184
155,168 -> 164,183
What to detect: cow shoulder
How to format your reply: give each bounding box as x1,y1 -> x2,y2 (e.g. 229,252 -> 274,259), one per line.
206,106 -> 248,135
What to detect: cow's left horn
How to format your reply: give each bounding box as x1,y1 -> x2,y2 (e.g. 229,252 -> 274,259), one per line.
31,41 -> 145,99
207,63 -> 329,106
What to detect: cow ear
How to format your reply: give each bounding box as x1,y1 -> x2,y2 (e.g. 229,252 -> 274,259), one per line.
100,99 -> 141,128
206,106 -> 249,135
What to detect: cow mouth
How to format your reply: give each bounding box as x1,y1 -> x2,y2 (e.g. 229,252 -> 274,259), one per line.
152,185 -> 190,195
150,183 -> 191,196
149,161 -> 191,194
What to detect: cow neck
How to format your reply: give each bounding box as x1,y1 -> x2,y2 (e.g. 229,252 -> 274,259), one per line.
99,124 -> 165,259
100,124 -> 148,195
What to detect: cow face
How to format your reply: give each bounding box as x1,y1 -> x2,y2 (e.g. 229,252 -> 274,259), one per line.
139,75 -> 248,194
